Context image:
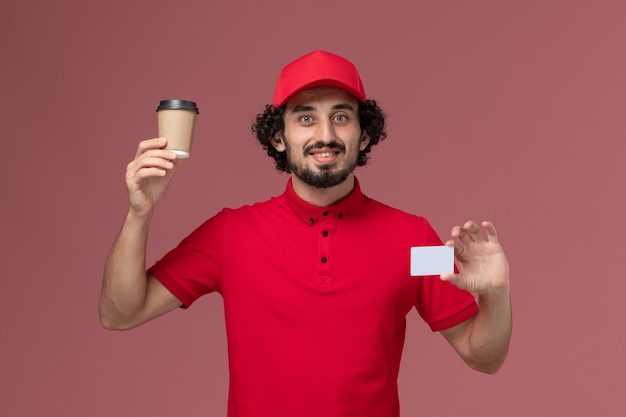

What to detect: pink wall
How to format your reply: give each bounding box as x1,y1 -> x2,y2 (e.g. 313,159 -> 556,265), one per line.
2,1 -> 625,415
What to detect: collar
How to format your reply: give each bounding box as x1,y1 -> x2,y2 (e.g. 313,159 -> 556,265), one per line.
284,177 -> 366,225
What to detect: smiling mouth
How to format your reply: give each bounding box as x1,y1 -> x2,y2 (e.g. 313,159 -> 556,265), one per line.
309,149 -> 341,165
311,151 -> 339,157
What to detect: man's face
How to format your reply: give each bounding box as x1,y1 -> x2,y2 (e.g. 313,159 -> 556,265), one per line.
273,87 -> 370,189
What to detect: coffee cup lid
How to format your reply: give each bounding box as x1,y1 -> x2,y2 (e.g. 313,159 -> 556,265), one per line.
156,100 -> 199,114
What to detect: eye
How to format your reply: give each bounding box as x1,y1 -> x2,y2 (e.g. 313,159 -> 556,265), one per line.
334,114 -> 348,122
300,115 -> 313,123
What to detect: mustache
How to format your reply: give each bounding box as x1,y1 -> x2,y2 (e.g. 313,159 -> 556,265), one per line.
304,142 -> 346,154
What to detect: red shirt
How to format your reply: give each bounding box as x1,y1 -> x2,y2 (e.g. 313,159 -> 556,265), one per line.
149,178 -> 478,417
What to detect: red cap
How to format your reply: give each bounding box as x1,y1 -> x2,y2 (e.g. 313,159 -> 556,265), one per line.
273,50 -> 366,106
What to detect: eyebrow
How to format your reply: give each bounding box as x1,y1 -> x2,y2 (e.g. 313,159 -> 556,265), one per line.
291,103 -> 356,113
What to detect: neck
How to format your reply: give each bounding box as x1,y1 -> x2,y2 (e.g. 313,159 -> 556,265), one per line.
290,174 -> 356,207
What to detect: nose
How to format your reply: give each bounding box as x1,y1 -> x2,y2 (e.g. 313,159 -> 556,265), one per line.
317,118 -> 336,144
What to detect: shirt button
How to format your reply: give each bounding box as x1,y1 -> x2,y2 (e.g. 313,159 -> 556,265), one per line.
309,218 -> 314,224
338,213 -> 343,219
322,211 -> 329,216
322,231 -> 328,237
321,257 -> 327,263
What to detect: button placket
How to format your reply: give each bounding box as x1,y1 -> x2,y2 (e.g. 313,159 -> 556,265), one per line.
317,211 -> 337,287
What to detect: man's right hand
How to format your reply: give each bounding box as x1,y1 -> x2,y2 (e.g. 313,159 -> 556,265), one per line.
126,137 -> 180,218
99,137 -> 184,330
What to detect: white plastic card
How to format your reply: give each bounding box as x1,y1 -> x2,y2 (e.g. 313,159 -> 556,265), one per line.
410,245 -> 454,276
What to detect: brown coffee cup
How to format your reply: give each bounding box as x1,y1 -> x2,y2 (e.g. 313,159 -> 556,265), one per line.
156,100 -> 199,158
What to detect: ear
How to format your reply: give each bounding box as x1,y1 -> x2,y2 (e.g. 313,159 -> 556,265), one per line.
271,132 -> 286,152
359,131 -> 371,151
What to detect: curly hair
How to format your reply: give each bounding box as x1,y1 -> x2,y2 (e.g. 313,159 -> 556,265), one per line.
251,100 -> 387,172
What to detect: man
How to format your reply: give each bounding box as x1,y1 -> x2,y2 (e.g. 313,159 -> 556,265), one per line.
99,50 -> 511,417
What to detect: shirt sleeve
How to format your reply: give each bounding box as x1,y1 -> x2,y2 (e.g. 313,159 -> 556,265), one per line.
148,209 -> 230,308
413,218 -> 479,331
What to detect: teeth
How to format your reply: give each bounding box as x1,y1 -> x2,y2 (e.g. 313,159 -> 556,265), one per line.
316,152 -> 334,157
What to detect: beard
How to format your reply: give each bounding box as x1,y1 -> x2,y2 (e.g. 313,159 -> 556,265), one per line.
284,140 -> 359,189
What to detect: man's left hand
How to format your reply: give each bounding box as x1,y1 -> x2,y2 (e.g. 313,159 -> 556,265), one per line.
440,221 -> 510,295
